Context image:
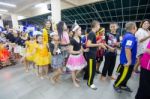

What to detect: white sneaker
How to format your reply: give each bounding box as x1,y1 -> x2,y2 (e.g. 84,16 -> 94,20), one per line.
90,84 -> 97,90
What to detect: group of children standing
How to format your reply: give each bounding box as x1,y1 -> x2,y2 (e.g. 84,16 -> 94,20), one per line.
1,19 -> 150,98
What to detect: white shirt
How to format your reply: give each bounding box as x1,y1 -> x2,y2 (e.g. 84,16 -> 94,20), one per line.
135,28 -> 150,56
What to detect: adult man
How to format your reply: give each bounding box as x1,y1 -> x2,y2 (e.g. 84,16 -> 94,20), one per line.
113,22 -> 137,93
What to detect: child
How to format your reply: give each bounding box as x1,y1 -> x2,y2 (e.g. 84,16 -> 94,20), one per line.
84,20 -> 106,90
96,28 -> 106,74
101,23 -> 120,81
34,35 -> 50,79
66,23 -> 87,87
24,36 -> 37,72
57,21 -> 70,72
0,41 -> 11,67
49,32 -> 64,84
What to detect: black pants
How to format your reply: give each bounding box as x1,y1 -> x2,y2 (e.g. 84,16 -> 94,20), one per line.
102,52 -> 117,77
114,64 -> 134,87
135,68 -> 150,99
84,57 -> 96,86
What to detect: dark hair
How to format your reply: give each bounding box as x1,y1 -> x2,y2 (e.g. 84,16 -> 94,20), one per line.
36,34 -> 42,43
91,20 -> 99,28
44,19 -> 52,31
57,21 -> 65,41
140,19 -> 150,28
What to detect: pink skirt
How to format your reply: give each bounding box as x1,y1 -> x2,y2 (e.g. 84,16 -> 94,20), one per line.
66,54 -> 87,71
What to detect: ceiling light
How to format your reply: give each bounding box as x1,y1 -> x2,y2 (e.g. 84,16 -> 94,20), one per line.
0,9 -> 8,12
18,16 -> 26,20
34,3 -> 46,8
0,2 -> 16,7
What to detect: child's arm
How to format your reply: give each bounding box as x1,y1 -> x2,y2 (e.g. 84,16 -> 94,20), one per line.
81,46 -> 89,52
105,44 -> 115,52
68,45 -> 81,54
53,45 -> 58,55
145,48 -> 150,54
125,48 -> 131,66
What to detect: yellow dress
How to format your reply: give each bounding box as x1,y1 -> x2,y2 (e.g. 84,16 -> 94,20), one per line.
34,43 -> 50,66
42,28 -> 49,44
25,41 -> 37,62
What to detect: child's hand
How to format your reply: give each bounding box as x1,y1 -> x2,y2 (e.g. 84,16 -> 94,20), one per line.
114,42 -> 120,46
109,48 -> 115,52
99,43 -> 107,50
84,48 -> 89,52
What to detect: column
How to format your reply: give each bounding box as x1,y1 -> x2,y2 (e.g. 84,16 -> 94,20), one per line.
11,14 -> 19,29
0,18 -> 4,27
51,0 -> 61,23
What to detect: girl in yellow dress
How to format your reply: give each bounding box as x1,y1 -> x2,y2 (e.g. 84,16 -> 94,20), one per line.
24,36 -> 37,72
34,35 -> 50,79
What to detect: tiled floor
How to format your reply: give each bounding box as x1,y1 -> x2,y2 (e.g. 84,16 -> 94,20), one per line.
0,56 -> 139,99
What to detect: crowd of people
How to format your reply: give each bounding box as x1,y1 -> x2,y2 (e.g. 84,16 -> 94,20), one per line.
0,19 -> 150,99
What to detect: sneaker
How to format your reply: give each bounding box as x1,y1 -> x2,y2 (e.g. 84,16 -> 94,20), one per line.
120,86 -> 133,92
89,84 -> 97,90
113,85 -> 122,93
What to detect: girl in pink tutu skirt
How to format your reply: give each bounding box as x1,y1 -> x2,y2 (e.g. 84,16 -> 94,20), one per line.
66,23 -> 87,87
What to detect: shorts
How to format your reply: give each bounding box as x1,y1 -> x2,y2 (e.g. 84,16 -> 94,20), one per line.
96,56 -> 103,63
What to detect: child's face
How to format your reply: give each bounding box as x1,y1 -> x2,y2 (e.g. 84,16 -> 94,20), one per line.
102,30 -> 105,34
1,33 -> 5,37
110,24 -> 118,32
76,27 -> 82,36
37,36 -> 43,43
96,23 -> 100,32
63,23 -> 68,30
69,31 -> 73,37
30,37 -> 34,40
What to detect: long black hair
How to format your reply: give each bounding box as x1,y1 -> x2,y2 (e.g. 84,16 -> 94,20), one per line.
44,19 -> 53,31
57,21 -> 65,41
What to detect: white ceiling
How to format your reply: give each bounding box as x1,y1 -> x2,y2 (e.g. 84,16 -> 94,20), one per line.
0,0 -> 103,19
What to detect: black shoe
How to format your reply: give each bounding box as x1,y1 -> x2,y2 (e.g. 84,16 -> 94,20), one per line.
120,86 -> 133,92
113,85 -> 122,93
83,77 -> 88,80
96,71 -> 101,74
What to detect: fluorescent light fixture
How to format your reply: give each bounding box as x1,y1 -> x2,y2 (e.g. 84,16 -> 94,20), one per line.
0,2 -> 16,7
0,9 -> 8,12
34,3 -> 46,8
18,16 -> 26,20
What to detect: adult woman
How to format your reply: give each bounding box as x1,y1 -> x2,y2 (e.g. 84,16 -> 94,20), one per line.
42,20 -> 53,44
135,41 -> 150,99
134,19 -> 150,73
